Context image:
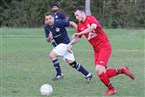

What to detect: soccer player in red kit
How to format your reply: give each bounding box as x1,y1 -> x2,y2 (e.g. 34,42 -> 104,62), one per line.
67,7 -> 135,95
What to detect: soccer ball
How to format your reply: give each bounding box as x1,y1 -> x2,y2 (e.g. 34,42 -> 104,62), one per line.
40,84 -> 53,96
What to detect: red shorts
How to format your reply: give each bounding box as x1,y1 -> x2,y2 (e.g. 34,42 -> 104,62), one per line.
93,42 -> 112,68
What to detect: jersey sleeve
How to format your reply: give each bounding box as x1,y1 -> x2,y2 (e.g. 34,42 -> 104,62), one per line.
89,16 -> 100,27
57,20 -> 70,27
44,24 -> 50,38
60,12 -> 66,20
58,11 -> 66,20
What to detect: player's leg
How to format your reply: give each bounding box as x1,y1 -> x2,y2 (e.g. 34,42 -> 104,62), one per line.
64,51 -> 92,83
95,43 -> 116,95
53,43 -> 92,82
49,43 -> 72,81
49,46 -> 63,81
66,59 -> 92,83
96,65 -> 116,95
106,66 -> 134,80
95,42 -> 134,95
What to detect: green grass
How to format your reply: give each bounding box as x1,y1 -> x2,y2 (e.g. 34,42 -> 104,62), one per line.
0,28 -> 145,97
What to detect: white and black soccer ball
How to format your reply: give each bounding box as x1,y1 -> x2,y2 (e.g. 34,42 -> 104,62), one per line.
40,84 -> 53,96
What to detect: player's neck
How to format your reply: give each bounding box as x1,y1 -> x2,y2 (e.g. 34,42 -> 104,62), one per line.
50,22 -> 54,28
82,16 -> 87,22
54,11 -> 58,14
50,24 -> 54,28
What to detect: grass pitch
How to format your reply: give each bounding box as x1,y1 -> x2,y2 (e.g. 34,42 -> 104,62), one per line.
0,28 -> 144,97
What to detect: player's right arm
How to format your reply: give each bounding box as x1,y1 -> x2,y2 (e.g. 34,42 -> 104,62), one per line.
47,31 -> 53,42
44,25 -> 53,42
67,34 -> 80,52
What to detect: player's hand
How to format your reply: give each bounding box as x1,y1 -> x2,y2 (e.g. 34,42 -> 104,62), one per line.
67,44 -> 72,53
47,37 -> 52,42
72,33 -> 81,39
75,33 -> 82,36
49,31 -> 53,39
47,32 -> 53,42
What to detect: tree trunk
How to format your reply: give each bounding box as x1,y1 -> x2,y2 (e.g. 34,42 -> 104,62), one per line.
85,0 -> 91,15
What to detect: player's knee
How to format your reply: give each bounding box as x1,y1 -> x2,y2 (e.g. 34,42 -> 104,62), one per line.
96,66 -> 100,75
49,51 -> 57,60
69,61 -> 77,68
49,53 -> 55,60
49,54 -> 52,60
96,65 -> 106,75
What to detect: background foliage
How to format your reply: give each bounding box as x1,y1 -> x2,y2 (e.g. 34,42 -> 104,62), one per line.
0,0 -> 145,28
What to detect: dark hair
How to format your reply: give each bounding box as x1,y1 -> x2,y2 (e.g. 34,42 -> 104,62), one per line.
44,12 -> 54,17
52,3 -> 59,7
74,7 -> 86,13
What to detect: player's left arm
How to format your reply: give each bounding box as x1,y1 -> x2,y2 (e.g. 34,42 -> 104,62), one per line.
76,23 -> 97,36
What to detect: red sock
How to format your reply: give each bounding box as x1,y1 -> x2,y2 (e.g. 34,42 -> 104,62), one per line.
99,72 -> 114,89
106,68 -> 117,78
116,68 -> 124,74
106,68 -> 123,78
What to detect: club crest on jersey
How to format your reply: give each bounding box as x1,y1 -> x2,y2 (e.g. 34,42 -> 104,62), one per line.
56,28 -> 60,32
81,28 -> 84,31
55,15 -> 58,19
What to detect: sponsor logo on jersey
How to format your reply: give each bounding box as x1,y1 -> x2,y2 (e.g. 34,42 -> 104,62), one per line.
87,24 -> 97,40
88,31 -> 97,40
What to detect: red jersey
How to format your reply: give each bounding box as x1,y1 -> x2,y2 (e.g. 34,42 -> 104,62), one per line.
77,16 -> 109,50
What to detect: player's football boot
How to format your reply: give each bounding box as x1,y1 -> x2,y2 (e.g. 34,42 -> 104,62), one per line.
122,66 -> 135,80
104,88 -> 116,95
52,73 -> 64,81
85,73 -> 93,83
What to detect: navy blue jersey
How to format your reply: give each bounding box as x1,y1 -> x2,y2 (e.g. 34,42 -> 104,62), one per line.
45,20 -> 70,44
54,11 -> 66,20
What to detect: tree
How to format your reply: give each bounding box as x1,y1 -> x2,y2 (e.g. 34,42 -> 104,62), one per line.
0,0 -> 144,28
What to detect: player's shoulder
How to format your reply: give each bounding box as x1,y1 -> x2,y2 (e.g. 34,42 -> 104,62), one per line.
54,20 -> 61,26
57,11 -> 65,15
87,16 -> 96,20
55,20 -> 66,23
55,20 -> 69,26
44,24 -> 50,29
87,16 -> 100,25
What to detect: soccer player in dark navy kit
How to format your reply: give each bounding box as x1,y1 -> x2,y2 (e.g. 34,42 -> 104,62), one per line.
52,3 -> 68,21
45,3 -> 68,47
44,12 -> 92,82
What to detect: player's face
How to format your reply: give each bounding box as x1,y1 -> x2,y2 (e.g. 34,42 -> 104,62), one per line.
52,6 -> 58,12
45,15 -> 54,26
74,10 -> 84,22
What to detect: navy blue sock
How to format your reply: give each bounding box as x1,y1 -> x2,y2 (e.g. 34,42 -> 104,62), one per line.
50,39 -> 57,47
52,59 -> 61,75
76,63 -> 89,76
